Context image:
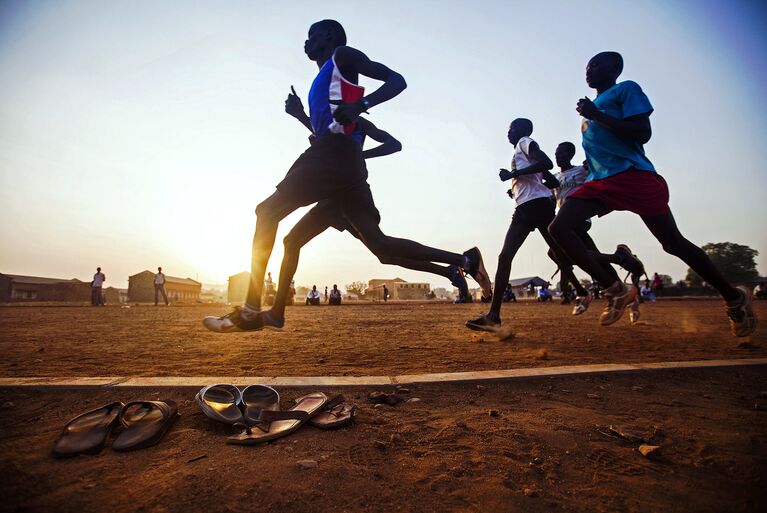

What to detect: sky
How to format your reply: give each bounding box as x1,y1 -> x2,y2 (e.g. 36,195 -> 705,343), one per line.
1,0 -> 766,290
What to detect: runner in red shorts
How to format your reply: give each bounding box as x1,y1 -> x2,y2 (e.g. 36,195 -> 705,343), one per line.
549,51 -> 756,337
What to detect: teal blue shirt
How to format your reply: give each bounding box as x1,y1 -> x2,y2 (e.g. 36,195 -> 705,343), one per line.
581,80 -> 655,181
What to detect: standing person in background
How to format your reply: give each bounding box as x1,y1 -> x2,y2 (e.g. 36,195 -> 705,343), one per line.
91,267 -> 105,306
324,286 -> 329,303
383,284 -> 389,302
154,267 -> 169,306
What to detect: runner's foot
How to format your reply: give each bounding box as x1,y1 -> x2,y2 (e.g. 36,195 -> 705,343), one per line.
202,308 -> 284,333
572,293 -> 592,316
462,247 -> 492,298
599,282 -> 637,326
726,285 -> 757,337
449,264 -> 472,303
629,300 -> 640,324
466,312 -> 501,332
614,244 -> 645,277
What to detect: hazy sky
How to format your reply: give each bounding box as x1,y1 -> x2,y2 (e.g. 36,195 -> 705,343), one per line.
1,0 -> 766,290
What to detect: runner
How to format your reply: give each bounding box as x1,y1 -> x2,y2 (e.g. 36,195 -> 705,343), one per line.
203,20 -> 490,333
549,51 -> 756,336
550,142 -> 646,318
466,118 -> 574,332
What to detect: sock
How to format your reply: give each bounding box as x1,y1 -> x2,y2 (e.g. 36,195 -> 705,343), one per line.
241,303 -> 261,320
486,311 -> 501,322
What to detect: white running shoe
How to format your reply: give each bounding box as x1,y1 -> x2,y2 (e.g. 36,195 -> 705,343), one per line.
599,282 -> 637,326
202,308 -> 246,333
572,293 -> 592,316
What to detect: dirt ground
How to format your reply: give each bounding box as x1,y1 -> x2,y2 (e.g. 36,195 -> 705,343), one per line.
0,301 -> 766,513
0,300 -> 765,377
0,368 -> 765,513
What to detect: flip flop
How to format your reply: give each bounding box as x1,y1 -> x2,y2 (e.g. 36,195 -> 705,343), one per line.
195,384 -> 280,425
227,392 -> 328,445
307,394 -> 357,430
52,401 -> 124,458
196,384 -> 245,424
112,400 -> 178,452
241,384 -> 281,425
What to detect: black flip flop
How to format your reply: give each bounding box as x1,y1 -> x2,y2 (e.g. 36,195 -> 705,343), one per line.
52,401 -> 124,458
307,394 -> 357,430
112,400 -> 178,452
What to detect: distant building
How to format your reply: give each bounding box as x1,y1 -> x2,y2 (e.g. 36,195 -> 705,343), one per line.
128,271 -> 201,303
509,276 -> 548,298
227,272 -> 250,304
366,277 -> 430,300
0,273 -> 123,303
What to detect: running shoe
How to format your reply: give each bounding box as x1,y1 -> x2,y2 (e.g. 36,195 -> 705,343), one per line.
572,293 -> 592,316
629,299 -> 640,324
466,313 -> 501,332
614,244 -> 645,277
462,247 -> 492,298
599,282 -> 637,326
202,308 -> 284,333
449,264 -> 472,303
726,286 -> 757,337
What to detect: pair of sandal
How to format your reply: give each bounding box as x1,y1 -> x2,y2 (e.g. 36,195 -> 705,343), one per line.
195,384 -> 355,445
52,400 -> 178,458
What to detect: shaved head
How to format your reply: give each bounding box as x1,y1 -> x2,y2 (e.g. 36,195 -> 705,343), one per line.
592,51 -> 623,76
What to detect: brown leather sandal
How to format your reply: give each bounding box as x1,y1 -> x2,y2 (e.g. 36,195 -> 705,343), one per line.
307,394 -> 357,429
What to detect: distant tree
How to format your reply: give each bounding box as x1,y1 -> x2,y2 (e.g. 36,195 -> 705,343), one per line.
659,274 -> 674,287
345,281 -> 368,297
686,242 -> 759,286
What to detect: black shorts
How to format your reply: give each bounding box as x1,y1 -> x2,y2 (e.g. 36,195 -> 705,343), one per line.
276,134 -> 366,206
511,197 -> 556,233
303,181 -> 381,238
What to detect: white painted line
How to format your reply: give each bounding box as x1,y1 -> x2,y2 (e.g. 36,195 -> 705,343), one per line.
0,358 -> 765,388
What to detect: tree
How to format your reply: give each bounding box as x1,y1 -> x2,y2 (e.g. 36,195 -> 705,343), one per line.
345,281 -> 368,297
686,242 -> 759,286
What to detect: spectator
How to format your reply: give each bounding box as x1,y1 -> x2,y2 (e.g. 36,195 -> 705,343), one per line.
324,286 -> 328,303
383,284 -> 389,302
306,285 -> 321,305
91,267 -> 105,306
154,266 -> 169,306
641,280 -> 656,302
329,284 -> 342,305
537,283 -> 552,303
755,281 -> 767,300
652,272 -> 663,296
503,283 -> 517,303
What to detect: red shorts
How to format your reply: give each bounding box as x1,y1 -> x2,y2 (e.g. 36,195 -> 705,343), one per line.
569,168 -> 670,217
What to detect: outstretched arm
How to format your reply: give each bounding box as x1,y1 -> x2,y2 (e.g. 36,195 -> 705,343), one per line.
356,118 -> 402,159
577,98 -> 652,144
285,85 -> 314,133
499,141 -> 554,181
329,46 -> 407,125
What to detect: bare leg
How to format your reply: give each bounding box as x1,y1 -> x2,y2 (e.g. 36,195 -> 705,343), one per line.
487,222 -> 532,317
641,211 -> 739,302
245,191 -> 304,308
348,214 -> 459,276
549,198 -> 621,287
543,233 -> 588,296
271,212 -> 333,319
